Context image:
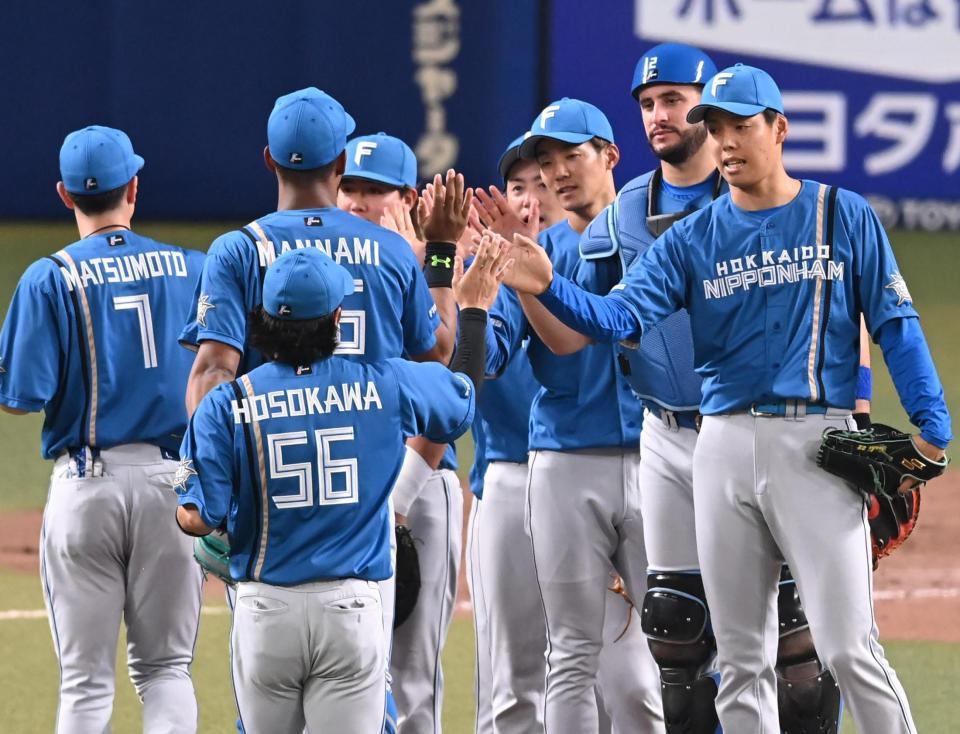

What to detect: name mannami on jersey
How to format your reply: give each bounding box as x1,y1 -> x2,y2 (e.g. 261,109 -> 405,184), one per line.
252,237 -> 382,268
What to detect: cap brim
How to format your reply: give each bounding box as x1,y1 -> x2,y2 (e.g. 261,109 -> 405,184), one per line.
687,102 -> 767,123
133,154 -> 145,172
498,148 -> 522,181
342,171 -> 409,189
518,132 -> 595,159
343,111 -> 357,138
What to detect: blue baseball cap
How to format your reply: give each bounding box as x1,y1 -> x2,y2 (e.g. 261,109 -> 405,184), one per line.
59,126 -> 144,195
497,132 -> 533,182
519,98 -> 614,159
343,133 -> 417,189
687,64 -> 784,123
630,43 -> 718,99
268,87 -> 356,170
262,248 -> 355,320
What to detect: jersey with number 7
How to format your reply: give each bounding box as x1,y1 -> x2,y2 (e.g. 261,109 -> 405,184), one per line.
0,231 -> 204,457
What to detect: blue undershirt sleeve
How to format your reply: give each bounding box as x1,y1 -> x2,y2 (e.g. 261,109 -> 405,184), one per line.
536,274 -> 643,343
876,317 -> 951,448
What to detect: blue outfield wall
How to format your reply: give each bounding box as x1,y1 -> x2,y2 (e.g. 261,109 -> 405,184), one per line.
0,0 -> 540,221
548,0 -> 960,230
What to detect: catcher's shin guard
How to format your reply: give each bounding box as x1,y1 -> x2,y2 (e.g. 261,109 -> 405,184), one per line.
641,573 -> 720,734
776,568 -> 842,734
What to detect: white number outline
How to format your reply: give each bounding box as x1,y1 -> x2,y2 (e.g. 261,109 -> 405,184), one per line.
334,279 -> 366,355
112,294 -> 158,368
268,431 -> 313,509
266,427 -> 359,509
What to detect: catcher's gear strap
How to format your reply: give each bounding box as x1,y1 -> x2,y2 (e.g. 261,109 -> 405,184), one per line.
660,670 -> 720,734
777,663 -> 842,734
579,193 -> 623,261
817,422 -> 948,500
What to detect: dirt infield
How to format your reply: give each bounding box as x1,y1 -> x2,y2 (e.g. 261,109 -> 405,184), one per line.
3,473 -> 958,641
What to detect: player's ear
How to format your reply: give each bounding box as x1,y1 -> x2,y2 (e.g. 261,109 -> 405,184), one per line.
331,306 -> 343,326
56,181 -> 75,211
263,146 -> 278,173
775,115 -> 788,146
334,150 -> 347,177
604,143 -> 621,171
401,187 -> 418,209
126,176 -> 139,206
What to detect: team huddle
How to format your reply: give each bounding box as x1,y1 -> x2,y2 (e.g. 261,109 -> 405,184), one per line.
0,42 -> 951,734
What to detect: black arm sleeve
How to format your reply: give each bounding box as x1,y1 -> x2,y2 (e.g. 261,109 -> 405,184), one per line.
449,308 -> 487,397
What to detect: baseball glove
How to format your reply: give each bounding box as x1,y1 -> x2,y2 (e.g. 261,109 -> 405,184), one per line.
867,488 -> 921,569
193,529 -> 233,585
816,423 -> 948,500
394,525 -> 421,629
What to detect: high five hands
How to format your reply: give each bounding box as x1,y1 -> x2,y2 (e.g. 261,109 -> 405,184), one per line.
453,231 -> 514,311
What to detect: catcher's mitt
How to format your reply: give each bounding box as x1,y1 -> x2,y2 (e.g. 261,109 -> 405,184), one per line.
867,489 -> 921,569
193,529 -> 233,585
394,525 -> 421,629
816,422 -> 948,500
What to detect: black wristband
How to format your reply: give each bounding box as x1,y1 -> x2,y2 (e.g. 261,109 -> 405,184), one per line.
424,242 -> 457,288
853,412 -> 871,431
450,307 -> 487,397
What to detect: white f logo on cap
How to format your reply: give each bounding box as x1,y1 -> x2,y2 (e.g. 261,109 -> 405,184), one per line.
540,105 -> 561,130
354,141 -> 378,166
643,56 -> 658,83
711,72 -> 735,97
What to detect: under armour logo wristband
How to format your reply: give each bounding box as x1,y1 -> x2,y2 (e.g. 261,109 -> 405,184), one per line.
424,242 -> 457,288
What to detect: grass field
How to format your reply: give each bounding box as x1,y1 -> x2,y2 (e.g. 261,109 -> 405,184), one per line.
0,222 -> 957,732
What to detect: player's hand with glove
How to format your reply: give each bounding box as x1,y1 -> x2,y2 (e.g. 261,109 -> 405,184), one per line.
816,422 -> 949,498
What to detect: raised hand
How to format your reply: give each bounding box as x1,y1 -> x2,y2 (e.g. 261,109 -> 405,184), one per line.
418,169 -> 473,244
501,233 -> 554,295
453,233 -> 513,311
381,201 -> 426,264
472,186 -> 538,241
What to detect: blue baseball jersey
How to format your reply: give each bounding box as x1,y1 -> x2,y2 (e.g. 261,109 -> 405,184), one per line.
539,181 -> 950,446
486,221 -> 641,452
176,357 -> 475,586
578,171 -> 722,413
469,339 -> 538,499
0,231 -> 204,458
179,208 -> 440,374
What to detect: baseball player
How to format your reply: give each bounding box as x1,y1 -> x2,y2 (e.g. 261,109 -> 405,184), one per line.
0,126 -> 205,732
334,131 -> 470,733
178,89 -> 469,732
466,135 -> 652,734
529,43 -> 860,732
496,64 -> 951,734
474,104 -> 664,734
174,244 -> 498,734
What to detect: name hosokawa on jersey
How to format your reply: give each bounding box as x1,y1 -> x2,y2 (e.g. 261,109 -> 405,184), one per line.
230,381 -> 384,423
